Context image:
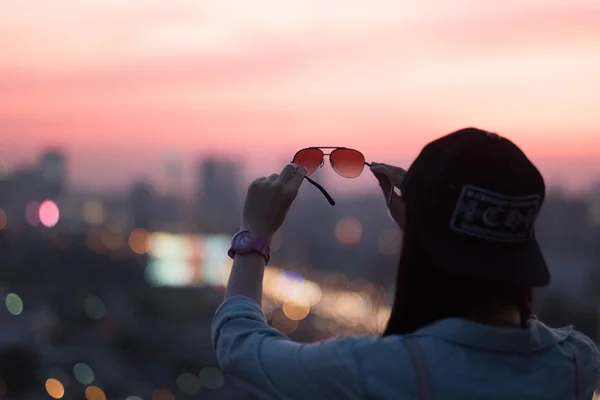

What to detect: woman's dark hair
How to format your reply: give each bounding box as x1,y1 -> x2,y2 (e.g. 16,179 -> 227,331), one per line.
383,222 -> 533,336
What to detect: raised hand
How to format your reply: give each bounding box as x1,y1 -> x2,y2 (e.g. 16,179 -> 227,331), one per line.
242,163 -> 307,241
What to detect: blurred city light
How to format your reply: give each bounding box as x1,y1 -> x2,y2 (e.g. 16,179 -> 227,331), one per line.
334,217 -> 362,246
85,385 -> 106,400
176,372 -> 201,395
73,363 -> 95,385
5,293 -> 24,316
128,228 -> 150,254
0,208 -> 6,230
83,296 -> 106,320
25,201 -> 40,226
282,299 -> 311,321
152,388 -> 175,400
39,200 -> 60,227
271,308 -> 299,335
198,367 -> 225,390
82,201 -> 106,225
45,378 -> 65,399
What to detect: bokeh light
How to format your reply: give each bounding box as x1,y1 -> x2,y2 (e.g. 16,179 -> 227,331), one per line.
82,201 -> 106,225
128,228 -> 150,254
271,308 -> 299,335
100,230 -> 124,251
25,201 -> 40,225
199,367 -> 225,390
334,217 -> 362,246
73,363 -> 95,385
5,293 -> 23,316
152,388 -> 175,400
0,208 -> 7,230
282,299 -> 311,321
45,378 -> 65,399
177,372 -> 201,395
334,292 -> 367,321
39,200 -> 60,227
85,385 -> 106,400
83,296 -> 106,320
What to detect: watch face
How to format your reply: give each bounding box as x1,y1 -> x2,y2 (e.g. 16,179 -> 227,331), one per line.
236,231 -> 252,250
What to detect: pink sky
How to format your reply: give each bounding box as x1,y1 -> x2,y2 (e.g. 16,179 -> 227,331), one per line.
1,0 -> 599,192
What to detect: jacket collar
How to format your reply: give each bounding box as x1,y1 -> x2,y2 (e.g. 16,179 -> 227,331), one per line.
412,318 -> 573,353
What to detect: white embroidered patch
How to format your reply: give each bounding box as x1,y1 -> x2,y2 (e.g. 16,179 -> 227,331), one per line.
449,185 -> 541,242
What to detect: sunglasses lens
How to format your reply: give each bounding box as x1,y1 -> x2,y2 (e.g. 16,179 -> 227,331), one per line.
330,149 -> 365,178
293,148 -> 323,176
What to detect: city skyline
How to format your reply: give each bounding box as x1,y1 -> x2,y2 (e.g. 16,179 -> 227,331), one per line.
1,0 -> 600,191
2,147 -> 599,196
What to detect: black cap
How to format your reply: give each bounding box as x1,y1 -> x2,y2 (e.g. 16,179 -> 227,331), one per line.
401,127 -> 550,286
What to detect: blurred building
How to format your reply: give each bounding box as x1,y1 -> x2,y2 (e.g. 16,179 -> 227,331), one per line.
163,154 -> 183,197
127,182 -> 157,230
39,150 -> 67,199
195,159 -> 242,234
0,150 -> 67,228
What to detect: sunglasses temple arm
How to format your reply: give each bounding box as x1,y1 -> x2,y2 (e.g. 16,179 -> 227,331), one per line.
305,176 -> 336,206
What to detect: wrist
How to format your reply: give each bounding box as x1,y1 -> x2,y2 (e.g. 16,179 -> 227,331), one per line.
233,252 -> 267,264
229,228 -> 272,265
240,225 -> 273,244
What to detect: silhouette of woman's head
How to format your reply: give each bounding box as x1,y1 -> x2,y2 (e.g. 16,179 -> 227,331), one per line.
384,128 -> 548,335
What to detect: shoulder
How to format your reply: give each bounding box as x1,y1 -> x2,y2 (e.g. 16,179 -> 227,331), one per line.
567,328 -> 600,366
556,325 -> 600,394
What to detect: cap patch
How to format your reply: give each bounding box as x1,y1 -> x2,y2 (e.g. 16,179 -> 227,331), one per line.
449,185 -> 541,242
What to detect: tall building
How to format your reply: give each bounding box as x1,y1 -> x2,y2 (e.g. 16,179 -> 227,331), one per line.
128,182 -> 157,230
163,153 -> 183,197
38,150 -> 66,199
195,158 -> 242,234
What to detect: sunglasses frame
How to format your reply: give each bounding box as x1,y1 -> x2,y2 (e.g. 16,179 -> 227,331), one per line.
292,147 -> 394,206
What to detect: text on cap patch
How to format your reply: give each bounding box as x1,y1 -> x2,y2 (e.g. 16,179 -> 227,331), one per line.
449,185 -> 541,242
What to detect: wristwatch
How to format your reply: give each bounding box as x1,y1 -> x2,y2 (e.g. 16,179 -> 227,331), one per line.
227,229 -> 271,264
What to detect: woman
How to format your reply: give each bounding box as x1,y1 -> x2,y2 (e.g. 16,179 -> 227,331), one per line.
212,128 -> 600,399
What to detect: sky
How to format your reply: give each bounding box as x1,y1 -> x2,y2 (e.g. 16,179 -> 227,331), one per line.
0,0 -> 599,192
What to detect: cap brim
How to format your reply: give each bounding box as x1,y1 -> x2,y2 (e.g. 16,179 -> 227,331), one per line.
420,229 -> 550,287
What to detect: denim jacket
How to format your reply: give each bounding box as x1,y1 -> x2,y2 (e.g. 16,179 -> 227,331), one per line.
212,296 -> 600,400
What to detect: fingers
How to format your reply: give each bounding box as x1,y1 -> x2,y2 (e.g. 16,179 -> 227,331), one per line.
268,174 -> 279,182
373,162 -> 407,176
276,163 -> 297,184
370,162 -> 406,187
288,165 -> 307,188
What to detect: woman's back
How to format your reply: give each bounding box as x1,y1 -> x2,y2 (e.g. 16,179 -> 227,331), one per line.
212,296 -> 599,400
357,319 -> 598,400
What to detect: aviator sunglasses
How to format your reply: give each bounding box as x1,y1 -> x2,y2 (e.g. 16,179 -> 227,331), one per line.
292,147 -> 394,206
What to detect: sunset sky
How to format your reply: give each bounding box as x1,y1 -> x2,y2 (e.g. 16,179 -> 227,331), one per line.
1,0 -> 599,192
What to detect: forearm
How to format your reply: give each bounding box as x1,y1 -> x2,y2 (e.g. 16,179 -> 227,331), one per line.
225,253 -> 266,305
